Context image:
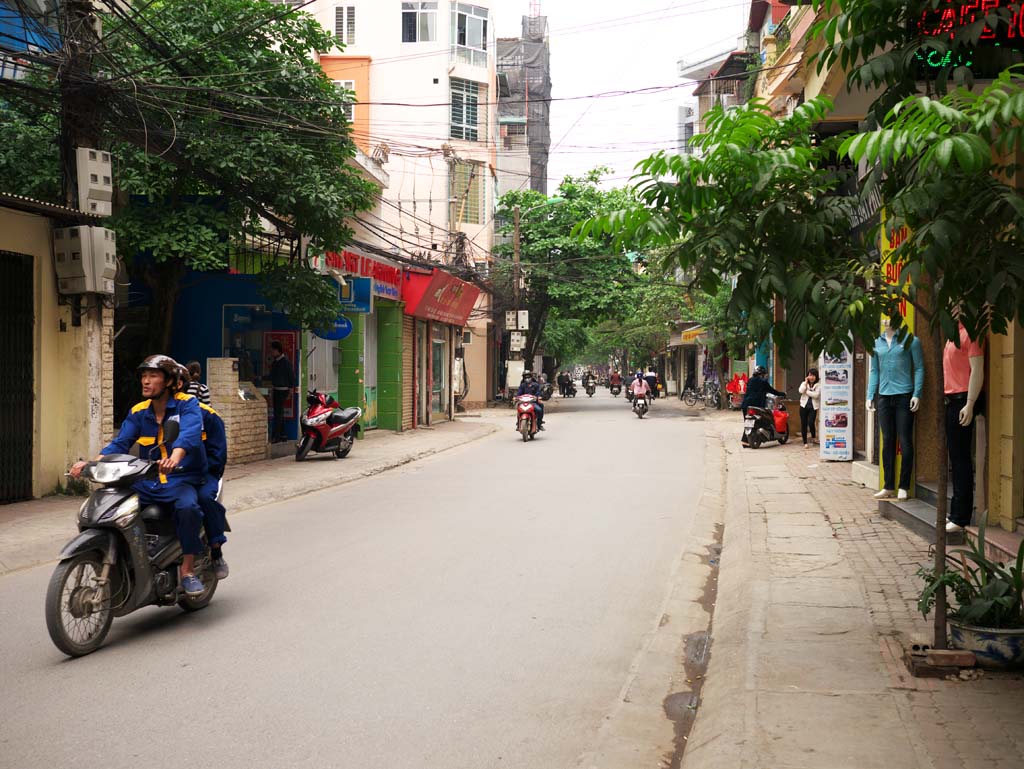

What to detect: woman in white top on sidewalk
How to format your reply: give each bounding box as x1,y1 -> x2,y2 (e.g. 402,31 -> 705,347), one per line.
798,368 -> 821,448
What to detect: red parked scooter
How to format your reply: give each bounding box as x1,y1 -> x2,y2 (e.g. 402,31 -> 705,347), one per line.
742,393 -> 790,449
515,394 -> 540,442
296,390 -> 363,461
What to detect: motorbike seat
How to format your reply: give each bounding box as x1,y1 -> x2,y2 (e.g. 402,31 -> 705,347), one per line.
329,407 -> 361,425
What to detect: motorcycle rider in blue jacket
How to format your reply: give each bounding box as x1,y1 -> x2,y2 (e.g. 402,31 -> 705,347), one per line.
71,355 -> 208,596
516,370 -> 545,429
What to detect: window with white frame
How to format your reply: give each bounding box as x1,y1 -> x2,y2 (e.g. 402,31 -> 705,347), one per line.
402,2 -> 437,42
450,77 -> 484,141
449,161 -> 485,225
335,6 -> 356,46
333,80 -> 356,121
451,4 -> 488,67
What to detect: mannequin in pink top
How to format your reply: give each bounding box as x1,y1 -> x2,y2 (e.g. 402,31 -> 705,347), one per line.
943,324 -> 985,533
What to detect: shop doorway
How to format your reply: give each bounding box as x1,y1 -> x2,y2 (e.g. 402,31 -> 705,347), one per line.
431,324 -> 448,418
364,311 -> 379,429
0,251 -> 34,502
416,320 -> 429,425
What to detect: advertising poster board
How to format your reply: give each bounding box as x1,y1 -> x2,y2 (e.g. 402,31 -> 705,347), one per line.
339,277 -> 373,314
819,346 -> 854,461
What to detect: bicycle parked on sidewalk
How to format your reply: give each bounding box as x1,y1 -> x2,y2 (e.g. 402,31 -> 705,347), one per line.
681,381 -> 722,409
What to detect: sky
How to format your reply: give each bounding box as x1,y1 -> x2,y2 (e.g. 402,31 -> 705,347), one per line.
495,0 -> 750,189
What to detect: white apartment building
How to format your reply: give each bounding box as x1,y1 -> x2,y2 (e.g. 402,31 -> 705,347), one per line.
305,1 -> 499,408
308,1 -> 498,269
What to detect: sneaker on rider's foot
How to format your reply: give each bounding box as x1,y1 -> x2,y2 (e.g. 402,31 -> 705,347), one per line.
181,573 -> 205,596
213,558 -> 229,580
539,423 -> 545,431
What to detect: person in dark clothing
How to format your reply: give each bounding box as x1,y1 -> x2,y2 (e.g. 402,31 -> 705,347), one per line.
269,340 -> 296,442
740,366 -> 785,416
516,371 -> 545,428
645,367 -> 659,400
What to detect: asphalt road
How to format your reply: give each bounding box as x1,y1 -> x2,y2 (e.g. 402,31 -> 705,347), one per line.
0,392 -> 706,769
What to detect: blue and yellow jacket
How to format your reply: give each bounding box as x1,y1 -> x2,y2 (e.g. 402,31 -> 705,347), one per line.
199,403 -> 227,479
103,392 -> 207,483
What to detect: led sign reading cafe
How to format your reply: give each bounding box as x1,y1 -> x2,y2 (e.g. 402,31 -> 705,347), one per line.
917,1 -> 1024,41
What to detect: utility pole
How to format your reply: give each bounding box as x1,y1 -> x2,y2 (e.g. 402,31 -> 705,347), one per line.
512,204 -> 522,309
60,0 -> 100,209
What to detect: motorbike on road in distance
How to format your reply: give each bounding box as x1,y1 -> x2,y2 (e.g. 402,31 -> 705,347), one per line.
45,421 -> 220,657
610,383 -> 622,397
515,394 -> 541,441
540,381 -> 554,401
585,382 -> 597,398
633,394 -> 649,418
296,390 -> 362,461
742,394 -> 790,448
564,382 -> 577,398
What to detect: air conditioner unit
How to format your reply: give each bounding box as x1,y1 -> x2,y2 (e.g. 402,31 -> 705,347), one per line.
53,225 -> 118,295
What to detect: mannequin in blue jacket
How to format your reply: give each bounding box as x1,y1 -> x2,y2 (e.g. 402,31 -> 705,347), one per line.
867,321 -> 925,501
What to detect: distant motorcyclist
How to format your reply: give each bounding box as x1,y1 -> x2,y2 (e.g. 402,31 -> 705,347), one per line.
516,370 -> 545,429
631,374 -> 652,403
645,367 -> 659,400
609,370 -> 623,388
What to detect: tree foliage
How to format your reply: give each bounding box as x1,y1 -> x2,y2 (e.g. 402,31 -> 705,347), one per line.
494,170 -> 636,362
580,98 -> 896,358
0,0 -> 377,347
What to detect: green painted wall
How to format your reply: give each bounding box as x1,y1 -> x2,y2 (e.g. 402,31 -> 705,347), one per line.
377,301 -> 404,432
338,313 -> 365,435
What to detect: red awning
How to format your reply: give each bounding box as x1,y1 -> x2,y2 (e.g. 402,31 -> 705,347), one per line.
402,268 -> 480,326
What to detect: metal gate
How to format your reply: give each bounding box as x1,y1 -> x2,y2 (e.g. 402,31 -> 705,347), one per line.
0,252 -> 34,502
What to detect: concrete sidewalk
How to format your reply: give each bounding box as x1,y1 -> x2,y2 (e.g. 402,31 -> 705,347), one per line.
683,419 -> 1024,769
0,417 -> 497,578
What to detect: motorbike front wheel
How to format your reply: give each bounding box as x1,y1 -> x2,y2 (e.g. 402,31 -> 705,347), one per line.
519,419 -> 531,442
295,435 -> 313,462
45,552 -> 114,657
334,433 -> 355,458
684,392 -> 698,407
777,432 -> 789,445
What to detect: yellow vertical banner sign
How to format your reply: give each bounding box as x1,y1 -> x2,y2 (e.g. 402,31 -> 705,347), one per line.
878,208 -> 915,492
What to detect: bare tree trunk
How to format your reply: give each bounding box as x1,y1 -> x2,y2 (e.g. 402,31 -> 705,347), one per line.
524,303 -> 551,366
143,260 -> 187,354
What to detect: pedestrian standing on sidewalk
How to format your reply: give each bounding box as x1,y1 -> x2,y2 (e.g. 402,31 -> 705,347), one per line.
185,360 -> 211,405
798,368 -> 821,448
269,340 -> 296,443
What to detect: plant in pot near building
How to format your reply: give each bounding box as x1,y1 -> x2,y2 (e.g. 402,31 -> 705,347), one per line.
918,518 -> 1024,669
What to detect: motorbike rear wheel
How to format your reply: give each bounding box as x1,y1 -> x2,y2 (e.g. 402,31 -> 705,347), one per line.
334,433 -> 355,458
777,433 -> 789,445
45,552 -> 113,657
749,433 -> 762,449
178,558 -> 218,612
295,435 -> 313,462
684,391 -> 698,407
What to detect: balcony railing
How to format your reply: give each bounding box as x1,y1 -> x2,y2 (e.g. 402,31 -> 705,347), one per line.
775,13 -> 792,55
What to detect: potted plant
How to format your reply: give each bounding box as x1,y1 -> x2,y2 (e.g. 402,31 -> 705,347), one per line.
918,517 -> 1024,669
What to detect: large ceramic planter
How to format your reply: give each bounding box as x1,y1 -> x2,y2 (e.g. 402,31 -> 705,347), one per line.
949,619 -> 1024,669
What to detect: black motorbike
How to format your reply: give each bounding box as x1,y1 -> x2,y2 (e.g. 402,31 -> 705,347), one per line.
45,421 -> 221,657
564,382 -> 577,398
610,383 -> 622,397
584,380 -> 597,398
540,382 -> 554,401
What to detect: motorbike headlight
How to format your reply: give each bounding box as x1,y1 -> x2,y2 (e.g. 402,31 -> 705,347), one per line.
309,413 -> 329,426
103,495 -> 140,528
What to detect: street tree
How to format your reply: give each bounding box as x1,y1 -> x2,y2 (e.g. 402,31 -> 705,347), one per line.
0,0 -> 377,350
494,170 -> 635,364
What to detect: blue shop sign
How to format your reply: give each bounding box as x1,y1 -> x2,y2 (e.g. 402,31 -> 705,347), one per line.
316,315 -> 354,341
340,277 -> 373,314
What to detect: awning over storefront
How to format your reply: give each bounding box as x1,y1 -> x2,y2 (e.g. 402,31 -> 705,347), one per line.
402,268 -> 480,326
669,325 -> 705,347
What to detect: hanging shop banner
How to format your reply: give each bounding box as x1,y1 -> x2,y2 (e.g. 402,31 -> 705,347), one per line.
819,346 -> 854,461
339,277 -> 372,314
315,315 -> 354,341
325,249 -> 403,300
402,268 -> 481,326
879,207 -> 916,488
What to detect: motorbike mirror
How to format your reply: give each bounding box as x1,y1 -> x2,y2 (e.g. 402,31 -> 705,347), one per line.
161,419 -> 180,445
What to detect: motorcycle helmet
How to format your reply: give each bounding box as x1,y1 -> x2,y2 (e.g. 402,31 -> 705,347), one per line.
754,366 -> 767,377
174,363 -> 192,392
137,354 -> 182,390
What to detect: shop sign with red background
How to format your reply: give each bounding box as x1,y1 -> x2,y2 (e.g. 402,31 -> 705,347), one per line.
402,269 -> 480,326
325,250 -> 402,301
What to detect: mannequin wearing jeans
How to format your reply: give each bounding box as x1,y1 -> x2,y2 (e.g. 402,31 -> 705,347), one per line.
943,325 -> 985,533
867,324 -> 925,501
